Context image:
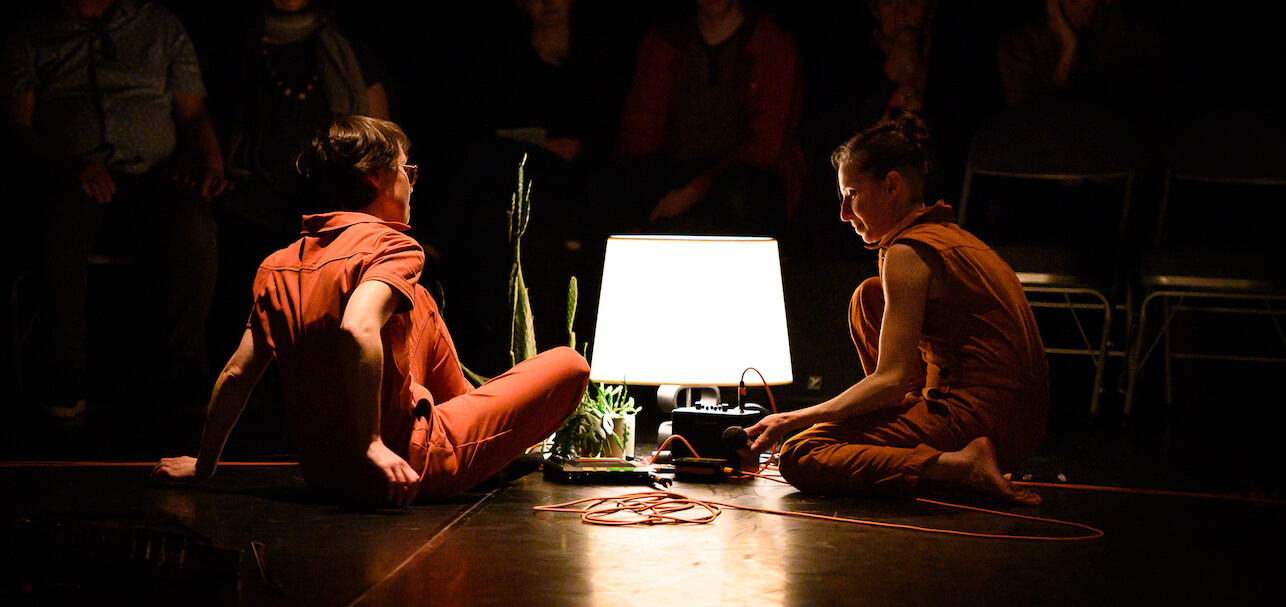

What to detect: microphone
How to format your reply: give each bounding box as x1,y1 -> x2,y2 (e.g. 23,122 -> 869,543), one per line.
722,426 -> 749,451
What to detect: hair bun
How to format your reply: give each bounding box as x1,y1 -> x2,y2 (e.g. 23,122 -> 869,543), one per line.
888,110 -> 930,151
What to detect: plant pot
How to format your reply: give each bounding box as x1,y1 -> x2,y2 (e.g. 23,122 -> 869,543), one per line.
605,414 -> 636,458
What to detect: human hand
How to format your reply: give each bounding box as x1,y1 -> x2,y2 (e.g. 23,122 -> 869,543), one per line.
79,162 -> 116,204
151,455 -> 214,483
649,184 -> 702,222
367,439 -> 421,506
172,157 -> 231,200
541,137 -> 582,162
195,160 -> 230,200
741,412 -> 795,457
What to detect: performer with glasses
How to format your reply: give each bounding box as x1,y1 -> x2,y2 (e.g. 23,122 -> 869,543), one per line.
153,116 -> 589,505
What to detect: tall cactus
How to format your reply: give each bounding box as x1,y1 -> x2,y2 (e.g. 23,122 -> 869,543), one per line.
456,156 -> 582,387
566,276 -> 578,349
508,156 -> 538,367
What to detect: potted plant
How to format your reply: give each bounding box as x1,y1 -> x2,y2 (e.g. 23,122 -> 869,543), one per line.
547,380 -> 639,459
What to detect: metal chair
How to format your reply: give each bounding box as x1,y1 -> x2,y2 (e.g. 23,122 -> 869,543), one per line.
959,100 -> 1137,414
1123,105 -> 1286,414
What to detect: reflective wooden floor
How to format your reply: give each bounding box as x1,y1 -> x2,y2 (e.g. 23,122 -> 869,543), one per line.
3,419 -> 1284,606
4,259 -> 1284,605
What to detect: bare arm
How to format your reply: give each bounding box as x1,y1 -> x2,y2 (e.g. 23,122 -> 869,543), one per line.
152,325 -> 272,482
339,280 -> 422,506
744,244 -> 930,454
171,90 -> 228,199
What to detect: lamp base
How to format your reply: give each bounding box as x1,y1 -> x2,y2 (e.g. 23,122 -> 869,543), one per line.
669,403 -> 766,464
656,385 -> 721,414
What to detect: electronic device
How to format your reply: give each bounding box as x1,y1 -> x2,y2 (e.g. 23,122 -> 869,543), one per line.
672,457 -> 729,482
541,456 -> 654,485
669,402 -> 765,465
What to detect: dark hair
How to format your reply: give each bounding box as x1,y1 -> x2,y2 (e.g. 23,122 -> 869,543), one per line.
296,116 -> 410,211
831,111 -> 933,187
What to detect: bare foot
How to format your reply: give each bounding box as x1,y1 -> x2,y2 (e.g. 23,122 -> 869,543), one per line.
922,437 -> 1042,506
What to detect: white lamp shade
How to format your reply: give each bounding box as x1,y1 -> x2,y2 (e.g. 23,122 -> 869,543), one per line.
589,235 -> 793,386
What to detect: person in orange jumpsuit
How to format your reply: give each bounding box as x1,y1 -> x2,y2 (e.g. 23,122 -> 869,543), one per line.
741,112 -> 1047,505
153,116 -> 590,505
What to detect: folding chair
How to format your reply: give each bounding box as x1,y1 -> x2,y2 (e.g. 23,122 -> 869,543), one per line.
959,100 -> 1137,414
1123,105 -> 1286,414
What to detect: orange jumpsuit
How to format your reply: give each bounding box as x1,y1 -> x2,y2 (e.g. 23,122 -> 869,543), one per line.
779,203 -> 1048,496
250,211 -> 589,501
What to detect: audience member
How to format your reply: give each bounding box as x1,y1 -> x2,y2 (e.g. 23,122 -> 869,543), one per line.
607,0 -> 804,238
433,0 -> 629,367
200,0 -> 392,356
796,0 -> 1011,245
998,0 -> 1170,111
1,0 -> 225,420
153,116 -> 589,505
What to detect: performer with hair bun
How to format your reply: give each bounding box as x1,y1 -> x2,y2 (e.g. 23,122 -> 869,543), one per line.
741,112 -> 1048,505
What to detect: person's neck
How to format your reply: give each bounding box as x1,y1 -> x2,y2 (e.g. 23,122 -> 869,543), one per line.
70,0 -> 119,20
698,3 -> 745,46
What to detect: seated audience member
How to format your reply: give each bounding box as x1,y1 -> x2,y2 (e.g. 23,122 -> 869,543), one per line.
435,0 -> 627,363
153,117 -> 590,505
998,0 -> 1170,110
800,0 -> 1007,234
608,0 -> 804,237
1,0 -> 225,419
741,113 -> 1048,505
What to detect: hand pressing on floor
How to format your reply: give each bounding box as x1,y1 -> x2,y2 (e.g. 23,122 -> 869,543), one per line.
368,439 -> 421,507
152,455 -> 215,483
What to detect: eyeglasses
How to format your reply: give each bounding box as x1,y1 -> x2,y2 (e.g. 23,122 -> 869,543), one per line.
399,164 -> 418,186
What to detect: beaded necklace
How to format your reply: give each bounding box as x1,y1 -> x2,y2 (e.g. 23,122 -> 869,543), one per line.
261,46 -> 319,101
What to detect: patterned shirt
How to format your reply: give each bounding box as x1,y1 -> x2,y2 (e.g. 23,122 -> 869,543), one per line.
1,0 -> 206,173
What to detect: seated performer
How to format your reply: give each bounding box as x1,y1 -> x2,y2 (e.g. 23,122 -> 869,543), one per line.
153,116 -> 590,505
741,112 -> 1047,505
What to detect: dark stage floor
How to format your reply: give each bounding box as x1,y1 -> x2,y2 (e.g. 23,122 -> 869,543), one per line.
4,260 -> 1284,605
3,380 -> 1285,607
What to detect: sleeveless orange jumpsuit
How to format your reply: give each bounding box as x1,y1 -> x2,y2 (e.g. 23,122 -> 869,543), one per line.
779,202 -> 1048,495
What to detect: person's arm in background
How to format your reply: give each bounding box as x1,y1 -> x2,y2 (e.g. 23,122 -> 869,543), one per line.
2,47 -> 117,203
172,90 -> 228,200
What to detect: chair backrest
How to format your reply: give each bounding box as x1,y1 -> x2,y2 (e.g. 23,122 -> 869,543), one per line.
959,99 -> 1137,249
1155,104 -> 1286,248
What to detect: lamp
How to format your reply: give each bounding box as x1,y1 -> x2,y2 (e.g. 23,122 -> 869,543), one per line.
589,235 -> 793,460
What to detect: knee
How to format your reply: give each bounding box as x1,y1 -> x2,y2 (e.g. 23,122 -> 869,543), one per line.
777,438 -> 805,482
544,346 -> 591,390
852,276 -> 883,315
849,276 -> 884,331
776,436 -> 821,492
